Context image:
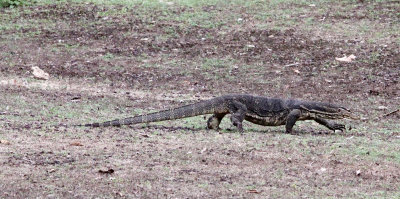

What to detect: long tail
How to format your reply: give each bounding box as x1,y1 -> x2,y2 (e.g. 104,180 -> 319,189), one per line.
74,97 -> 227,127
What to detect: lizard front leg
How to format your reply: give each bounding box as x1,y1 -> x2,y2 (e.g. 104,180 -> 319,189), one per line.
314,118 -> 345,132
285,109 -> 301,134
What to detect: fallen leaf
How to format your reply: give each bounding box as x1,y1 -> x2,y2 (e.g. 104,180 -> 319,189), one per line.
246,44 -> 255,48
140,134 -> 150,138
0,140 -> 11,145
293,69 -> 300,74
377,106 -> 388,110
31,66 -> 50,80
70,142 -> 83,146
356,170 -> 361,176
248,189 -> 261,194
335,54 -> 356,63
115,192 -> 124,197
98,168 -> 114,174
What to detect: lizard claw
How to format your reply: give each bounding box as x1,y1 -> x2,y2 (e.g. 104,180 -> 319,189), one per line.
330,123 -> 346,132
236,123 -> 244,134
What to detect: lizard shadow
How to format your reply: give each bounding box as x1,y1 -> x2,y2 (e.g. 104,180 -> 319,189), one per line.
127,124 -> 206,132
127,124 -> 342,136
127,124 -> 247,134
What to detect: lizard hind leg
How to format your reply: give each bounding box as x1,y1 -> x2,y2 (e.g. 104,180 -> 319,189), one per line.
230,114 -> 244,133
207,113 -> 226,130
228,101 -> 248,133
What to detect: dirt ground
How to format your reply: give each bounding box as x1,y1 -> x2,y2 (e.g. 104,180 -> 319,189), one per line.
0,0 -> 399,198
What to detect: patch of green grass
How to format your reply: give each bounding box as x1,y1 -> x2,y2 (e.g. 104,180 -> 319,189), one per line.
333,137 -> 400,164
102,52 -> 116,61
0,0 -> 29,8
96,6 -> 130,17
0,16 -> 56,39
36,0 -> 160,7
173,10 -> 225,29
198,182 -> 209,188
201,58 -> 232,70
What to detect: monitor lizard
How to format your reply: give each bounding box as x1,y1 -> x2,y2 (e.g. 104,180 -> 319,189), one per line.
75,94 -> 357,133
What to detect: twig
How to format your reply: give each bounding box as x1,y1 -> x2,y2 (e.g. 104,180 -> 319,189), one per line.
379,109 -> 399,118
284,62 -> 300,67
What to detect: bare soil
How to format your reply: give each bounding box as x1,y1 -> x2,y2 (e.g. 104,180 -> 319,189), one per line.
0,1 -> 399,198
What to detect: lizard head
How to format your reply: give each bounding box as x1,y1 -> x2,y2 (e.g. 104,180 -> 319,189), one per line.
300,103 -> 359,120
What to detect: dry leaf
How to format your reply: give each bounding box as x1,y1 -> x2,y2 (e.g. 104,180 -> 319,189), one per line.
377,106 -> 388,110
70,142 -> 83,146
248,189 -> 261,194
356,170 -> 361,176
0,140 -> 11,145
31,66 -> 50,80
335,54 -> 356,63
140,134 -> 150,138
246,44 -> 255,48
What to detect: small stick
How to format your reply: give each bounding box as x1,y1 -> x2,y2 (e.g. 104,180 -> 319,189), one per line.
284,62 -> 300,67
379,109 -> 399,118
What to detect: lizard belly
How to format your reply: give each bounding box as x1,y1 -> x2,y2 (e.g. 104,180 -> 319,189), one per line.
244,112 -> 287,126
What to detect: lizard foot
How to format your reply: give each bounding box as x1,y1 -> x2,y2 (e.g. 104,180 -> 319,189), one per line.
207,116 -> 220,130
328,123 -> 346,132
285,129 -> 299,135
236,123 -> 244,134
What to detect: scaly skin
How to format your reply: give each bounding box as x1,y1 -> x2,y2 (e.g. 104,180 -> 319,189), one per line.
76,94 -> 357,133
